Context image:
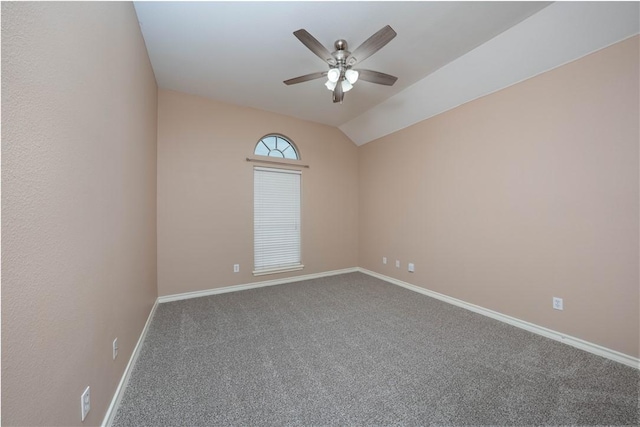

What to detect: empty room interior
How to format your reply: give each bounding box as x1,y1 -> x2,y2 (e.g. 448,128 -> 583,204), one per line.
2,1 -> 639,426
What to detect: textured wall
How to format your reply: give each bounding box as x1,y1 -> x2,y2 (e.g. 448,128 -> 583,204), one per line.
2,3 -> 158,425
157,90 -> 359,296
358,36 -> 639,357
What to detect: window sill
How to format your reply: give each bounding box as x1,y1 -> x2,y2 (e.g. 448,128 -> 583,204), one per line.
252,265 -> 304,277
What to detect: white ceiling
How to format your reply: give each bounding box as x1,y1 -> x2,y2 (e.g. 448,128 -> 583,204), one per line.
133,2 -> 639,146
340,1 -> 640,145
133,3 -> 549,123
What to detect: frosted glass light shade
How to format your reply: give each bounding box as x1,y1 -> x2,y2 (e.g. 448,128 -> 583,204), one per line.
345,69 -> 359,84
325,80 -> 337,91
327,68 -> 340,83
341,79 -> 353,92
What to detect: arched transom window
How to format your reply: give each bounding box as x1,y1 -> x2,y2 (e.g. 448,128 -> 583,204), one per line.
254,134 -> 299,160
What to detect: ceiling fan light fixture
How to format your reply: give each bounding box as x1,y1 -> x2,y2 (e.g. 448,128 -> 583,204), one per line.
327,68 -> 340,83
345,69 -> 359,84
325,80 -> 337,91
285,26 -> 397,103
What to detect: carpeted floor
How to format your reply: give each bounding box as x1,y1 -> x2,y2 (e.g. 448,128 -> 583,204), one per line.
112,272 -> 639,426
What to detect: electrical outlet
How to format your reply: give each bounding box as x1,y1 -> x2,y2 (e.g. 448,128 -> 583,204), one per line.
408,263 -> 415,273
553,297 -> 563,310
382,257 -> 387,264
81,386 -> 90,421
395,260 -> 400,268
113,338 -> 118,360
233,264 -> 240,273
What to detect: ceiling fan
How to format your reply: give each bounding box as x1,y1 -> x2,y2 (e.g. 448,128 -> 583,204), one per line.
284,25 -> 398,104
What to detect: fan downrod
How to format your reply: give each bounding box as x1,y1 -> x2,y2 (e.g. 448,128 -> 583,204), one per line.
334,39 -> 348,51
332,39 -> 350,62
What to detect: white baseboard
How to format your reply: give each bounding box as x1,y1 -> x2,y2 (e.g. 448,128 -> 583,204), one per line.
101,299 -> 159,427
358,268 -> 639,370
157,267 -> 359,303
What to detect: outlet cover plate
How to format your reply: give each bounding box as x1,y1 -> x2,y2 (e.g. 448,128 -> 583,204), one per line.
233,264 -> 240,273
553,297 -> 563,310
81,386 -> 90,421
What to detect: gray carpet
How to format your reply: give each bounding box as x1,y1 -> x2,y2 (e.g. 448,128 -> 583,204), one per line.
112,272 -> 639,426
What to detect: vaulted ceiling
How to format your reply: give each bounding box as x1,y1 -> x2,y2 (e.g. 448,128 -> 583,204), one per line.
133,2 -> 639,145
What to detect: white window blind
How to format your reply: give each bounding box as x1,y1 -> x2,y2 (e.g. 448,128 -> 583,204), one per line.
254,167 -> 302,274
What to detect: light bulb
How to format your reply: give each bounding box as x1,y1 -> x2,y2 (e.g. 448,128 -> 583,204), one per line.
341,79 -> 353,92
325,80 -> 337,91
327,68 -> 340,83
345,69 -> 359,84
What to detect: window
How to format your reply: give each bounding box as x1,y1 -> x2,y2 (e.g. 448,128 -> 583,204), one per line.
253,167 -> 302,275
254,135 -> 299,160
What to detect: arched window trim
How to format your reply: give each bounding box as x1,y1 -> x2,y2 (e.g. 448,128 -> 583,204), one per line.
254,134 -> 300,160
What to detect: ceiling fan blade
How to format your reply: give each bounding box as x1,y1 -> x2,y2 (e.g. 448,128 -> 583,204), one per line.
354,69 -> 398,86
293,29 -> 337,66
283,71 -> 327,85
333,80 -> 343,103
347,25 -> 397,66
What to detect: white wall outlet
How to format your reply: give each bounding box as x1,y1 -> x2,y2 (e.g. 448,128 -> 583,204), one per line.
382,257 -> 387,264
408,263 -> 415,273
553,297 -> 564,310
81,386 -> 90,421
113,338 -> 118,360
395,260 -> 400,268
233,264 -> 240,273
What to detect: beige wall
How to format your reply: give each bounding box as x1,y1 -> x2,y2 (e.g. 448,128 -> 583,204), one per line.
157,89 -> 358,296
2,3 -> 158,426
359,36 -> 639,358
